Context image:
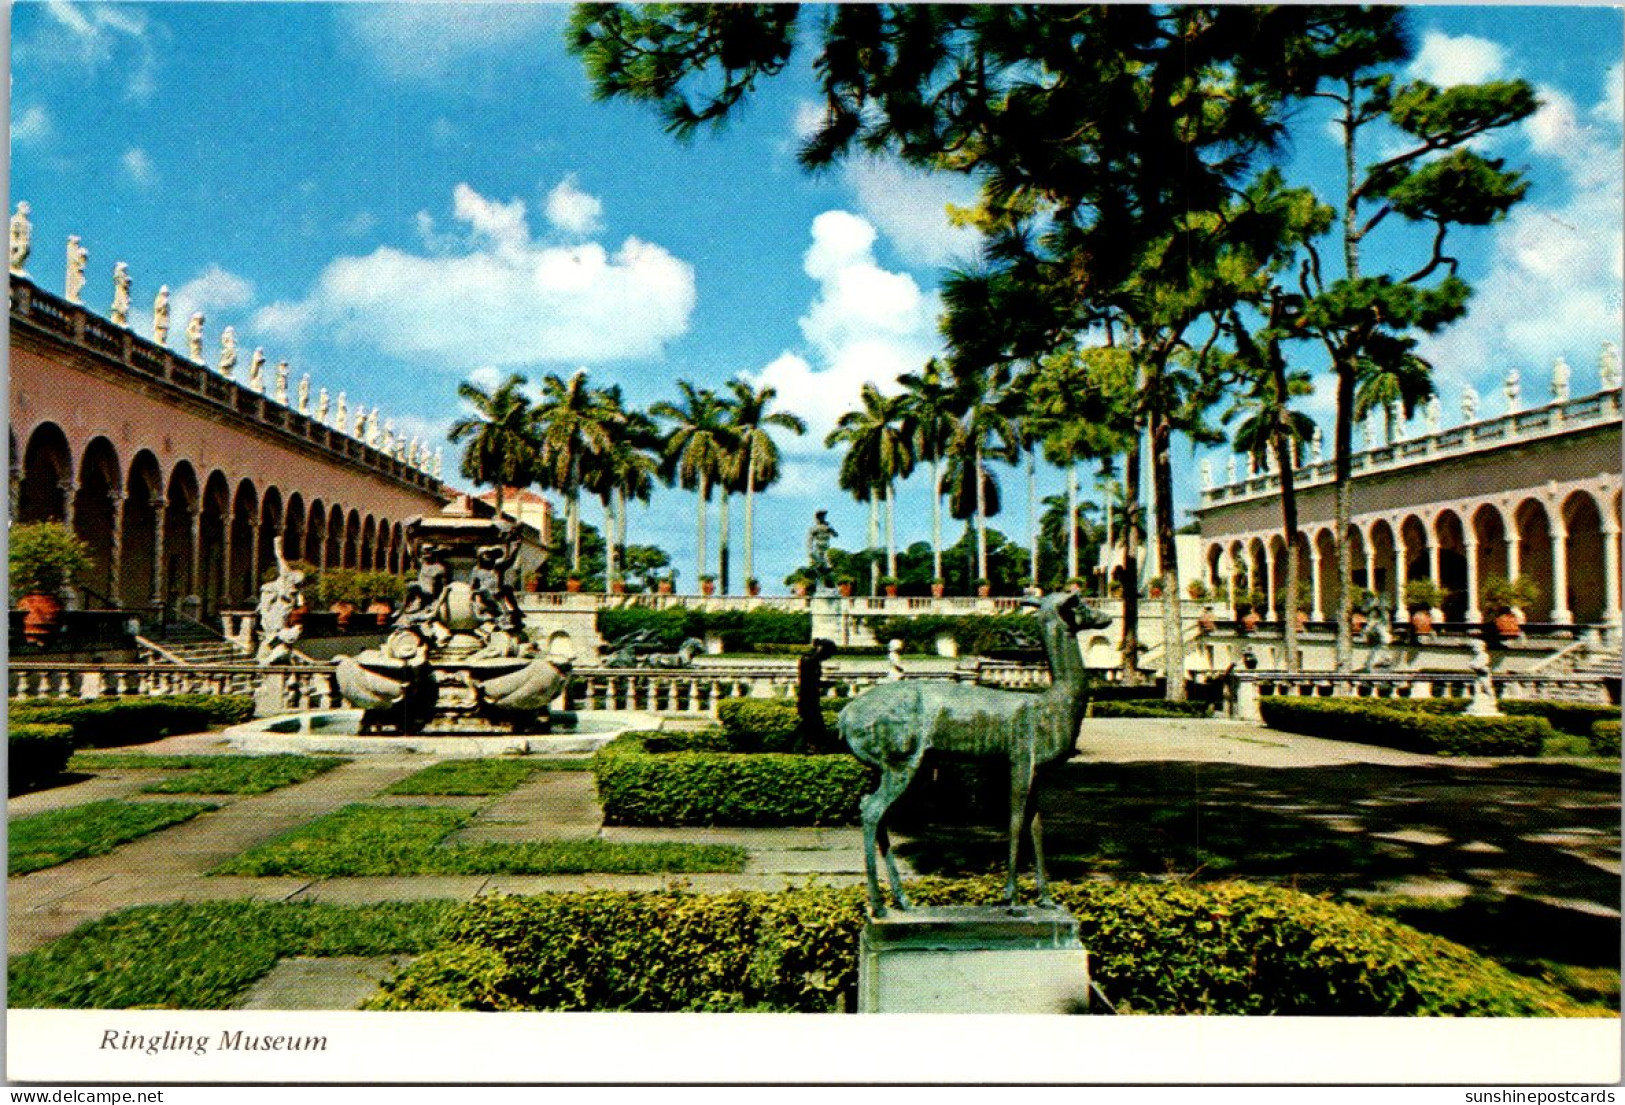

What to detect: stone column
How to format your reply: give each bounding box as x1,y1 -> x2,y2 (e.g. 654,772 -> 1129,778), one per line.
1224,550 -> 1237,616
1427,539 -> 1441,592
1464,538 -> 1482,622
1363,544 -> 1377,600
1392,526 -> 1407,614
1549,522 -> 1572,623
1603,520 -> 1621,632
247,520 -> 264,603
1264,548 -> 1278,620
1309,543 -> 1324,621
220,520 -> 234,609
149,496 -> 168,607
187,504 -> 203,605
58,475 -> 78,532
106,490 -> 126,606
1505,533 -> 1521,582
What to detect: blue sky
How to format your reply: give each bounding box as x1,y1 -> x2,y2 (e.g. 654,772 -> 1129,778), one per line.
10,3 -> 1623,591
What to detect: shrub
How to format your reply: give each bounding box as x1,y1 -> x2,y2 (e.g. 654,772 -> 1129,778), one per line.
1589,719 -> 1620,757
1259,696 -> 1550,757
1499,700 -> 1619,738
715,698 -> 841,753
595,608 -> 810,651
591,734 -> 870,826
9,522 -> 92,599
8,695 -> 254,748
1090,700 -> 1211,719
367,879 -> 1594,1016
869,613 -> 1042,657
9,722 -> 76,792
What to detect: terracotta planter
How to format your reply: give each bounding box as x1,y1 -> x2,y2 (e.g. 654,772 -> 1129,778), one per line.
701,580 -> 716,596
1197,613 -> 1217,633
366,600 -> 393,627
329,601 -> 356,630
1493,611 -> 1522,639
1409,609 -> 1434,635
1294,610 -> 1309,630
1240,611 -> 1261,633
838,582 -> 854,598
566,578 -> 583,593
524,577 -> 542,593
791,583 -> 808,597
747,581 -> 761,597
976,584 -> 992,598
18,592 -> 62,645
884,584 -> 899,597
1351,612 -> 1368,633
609,580 -> 627,595
658,580 -> 674,595
930,582 -> 946,598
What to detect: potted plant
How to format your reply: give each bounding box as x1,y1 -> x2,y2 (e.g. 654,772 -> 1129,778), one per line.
699,574 -> 717,596
974,577 -> 992,598
608,572 -> 627,595
657,572 -> 675,595
318,568 -> 361,629
1278,579 -> 1312,630
9,522 -> 91,645
1239,589 -> 1265,633
879,575 -> 901,598
930,576 -> 948,598
1481,575 -> 1537,638
1348,585 -> 1372,633
746,576 -> 761,597
1187,579 -> 1212,603
565,575 -> 584,593
1404,579 -> 1444,636
524,569 -> 543,593
836,576 -> 856,598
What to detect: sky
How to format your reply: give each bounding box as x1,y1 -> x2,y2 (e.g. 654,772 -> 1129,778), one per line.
9,3 -> 1623,592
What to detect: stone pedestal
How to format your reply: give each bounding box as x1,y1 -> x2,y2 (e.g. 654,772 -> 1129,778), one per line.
253,672 -> 287,718
857,905 -> 1091,1014
809,591 -> 845,647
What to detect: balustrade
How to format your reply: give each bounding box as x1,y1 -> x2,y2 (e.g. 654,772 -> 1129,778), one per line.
1223,669 -> 1614,721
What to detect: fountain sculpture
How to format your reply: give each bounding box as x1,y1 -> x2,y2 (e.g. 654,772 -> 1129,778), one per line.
334,515 -> 568,733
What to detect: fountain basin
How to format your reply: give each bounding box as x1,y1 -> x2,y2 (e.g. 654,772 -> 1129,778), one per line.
222,708 -> 661,756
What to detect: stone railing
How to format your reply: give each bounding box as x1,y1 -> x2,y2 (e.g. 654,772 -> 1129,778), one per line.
1224,669 -> 1616,721
517,591 -> 1026,616
1200,387 -> 1621,509
10,278 -> 440,498
8,662 -> 341,709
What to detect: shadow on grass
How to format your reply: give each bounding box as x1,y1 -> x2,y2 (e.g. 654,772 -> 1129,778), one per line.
892,757 -> 1621,984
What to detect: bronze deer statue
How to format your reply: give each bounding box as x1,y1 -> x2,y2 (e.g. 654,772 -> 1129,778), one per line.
838,592 -> 1112,915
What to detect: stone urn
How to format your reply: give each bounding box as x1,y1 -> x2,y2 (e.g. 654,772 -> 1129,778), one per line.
18,592 -> 62,646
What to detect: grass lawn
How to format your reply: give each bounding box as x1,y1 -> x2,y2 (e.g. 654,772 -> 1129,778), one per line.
69,752 -> 347,795
10,800 -> 218,875
9,900 -> 455,1009
212,804 -> 745,877
382,758 -> 583,796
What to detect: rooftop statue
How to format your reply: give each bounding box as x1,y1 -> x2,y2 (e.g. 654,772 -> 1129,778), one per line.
1425,395 -> 1442,435
247,348 -> 265,393
186,312 -> 205,362
316,387 -> 329,423
1551,356 -> 1570,404
275,361 -> 289,404
806,510 -> 838,592
1601,343 -> 1621,391
1225,455 -> 1236,484
218,326 -> 238,377
65,236 -> 88,304
839,592 -> 1112,915
1200,458 -> 1212,490
1504,366 -> 1521,411
335,392 -> 348,430
1462,384 -> 1479,422
10,201 -> 31,274
367,408 -> 381,447
1311,423 -> 1323,463
352,405 -> 366,437
111,262 -> 131,326
152,286 -> 170,345
298,376 -> 311,415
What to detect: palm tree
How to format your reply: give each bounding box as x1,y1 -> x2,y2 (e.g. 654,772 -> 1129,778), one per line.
826,383 -> 915,590
448,373 -> 536,517
897,359 -> 957,584
532,370 -> 617,574
583,387 -> 659,587
651,381 -> 731,589
1354,346 -> 1435,446
944,367 -> 1017,588
724,379 -> 806,591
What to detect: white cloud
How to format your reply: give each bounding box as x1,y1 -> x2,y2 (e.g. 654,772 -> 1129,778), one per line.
27,1 -> 160,102
545,176 -> 604,236
254,183 -> 696,368
1407,30 -> 1509,87
13,105 -> 53,144
1598,63 -> 1624,126
845,159 -> 981,269
791,99 -> 825,142
342,212 -> 378,238
746,211 -> 942,449
338,5 -> 563,82
1417,80 -> 1623,400
171,264 -> 256,337
120,147 -> 157,188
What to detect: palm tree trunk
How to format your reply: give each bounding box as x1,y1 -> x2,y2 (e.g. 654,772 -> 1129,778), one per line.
885,481 -> 897,579
615,486 -> 628,567
603,494 -> 617,586
696,474 -> 708,591
1067,466 -> 1079,582
718,491 -> 731,595
1150,410 -> 1186,701
868,494 -> 880,596
931,458 -> 943,583
1027,445 -> 1038,589
1272,346 -> 1303,674
974,442 -> 989,586
1121,436 -> 1143,686
568,458 -> 582,572
744,463 -> 756,589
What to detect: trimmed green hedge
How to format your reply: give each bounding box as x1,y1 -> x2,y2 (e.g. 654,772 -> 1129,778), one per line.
1259,696 -> 1551,756
591,733 -> 870,826
596,608 -> 811,651
869,613 -> 1040,657
1589,719 -> 1620,757
8,695 -> 254,748
366,878 -> 1596,1016
9,723 -> 76,792
715,698 -> 841,753
1499,699 -> 1619,737
1091,700 -> 1212,719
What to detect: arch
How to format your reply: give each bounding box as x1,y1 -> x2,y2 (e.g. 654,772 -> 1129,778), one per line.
119,450 -> 164,607
342,507 -> 360,569
1399,514 -> 1430,585
163,462 -> 201,608
74,437 -> 123,605
389,521 -> 404,574
1513,498 -> 1554,620
198,471 -> 232,615
546,630 -> 576,662
1433,509 -> 1469,620
1562,490 -> 1605,624
304,498 -> 326,567
1368,519 -> 1398,611
1471,503 -> 1509,611
18,422 -> 73,524
283,492 -> 306,571
361,515 -> 378,571
259,487 -> 286,587
229,480 -> 259,607
1314,528 -> 1338,619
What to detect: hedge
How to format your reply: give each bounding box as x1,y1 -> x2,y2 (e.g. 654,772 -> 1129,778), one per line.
1499,699 -> 1619,738
591,733 -> 870,826
1590,719 -> 1620,757
9,723 -> 76,792
596,608 -> 810,651
8,695 -> 255,748
869,613 -> 1041,657
1091,700 -> 1212,719
716,698 -> 841,753
365,878 -> 1595,1016
1259,696 -> 1551,756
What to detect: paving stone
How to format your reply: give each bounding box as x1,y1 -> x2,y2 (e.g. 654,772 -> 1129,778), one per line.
1371,829 -> 1454,847
283,877 -> 492,903
236,955 -> 412,1010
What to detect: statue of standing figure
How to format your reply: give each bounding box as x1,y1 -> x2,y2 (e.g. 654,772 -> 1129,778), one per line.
316,387 -> 329,423
335,392 -> 348,430
275,362 -> 290,404
806,510 -> 838,592
297,376 -> 311,415
1466,638 -> 1501,717
367,409 -> 381,447
111,262 -> 131,326
65,236 -> 88,303
886,638 -> 906,681
351,405 -> 366,437
1504,366 -> 1521,412
186,312 -> 205,362
395,518 -> 451,643
1425,395 -> 1442,435
10,201 -> 32,274
1551,356 -> 1570,404
469,523 -> 525,635
797,638 -> 839,753
1311,423 -> 1323,463
248,348 -> 265,392
218,327 -> 238,377
1462,384 -> 1479,423
153,286 -> 171,344
1601,343 -> 1621,391
255,535 -> 308,666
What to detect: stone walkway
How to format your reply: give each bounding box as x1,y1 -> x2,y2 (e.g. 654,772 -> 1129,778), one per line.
9,718 -> 1619,971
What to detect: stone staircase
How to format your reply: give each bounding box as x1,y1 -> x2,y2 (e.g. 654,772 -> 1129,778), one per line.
135,616 -> 250,666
